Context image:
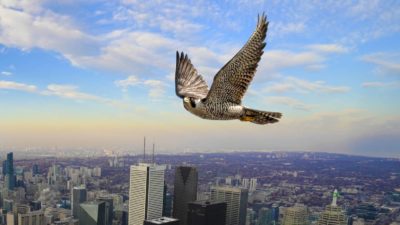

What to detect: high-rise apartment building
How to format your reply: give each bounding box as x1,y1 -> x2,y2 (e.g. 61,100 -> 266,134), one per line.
173,166 -> 198,225
317,190 -> 347,225
128,163 -> 166,225
282,204 -> 309,225
71,186 -> 87,219
210,186 -> 248,225
187,201 -> 227,225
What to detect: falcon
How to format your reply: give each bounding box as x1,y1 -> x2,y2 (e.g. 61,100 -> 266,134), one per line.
175,14 -> 282,125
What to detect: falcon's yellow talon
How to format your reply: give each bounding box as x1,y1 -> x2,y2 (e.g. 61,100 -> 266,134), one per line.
240,116 -> 254,122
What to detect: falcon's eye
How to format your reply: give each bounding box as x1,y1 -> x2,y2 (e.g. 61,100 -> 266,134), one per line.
190,98 -> 196,108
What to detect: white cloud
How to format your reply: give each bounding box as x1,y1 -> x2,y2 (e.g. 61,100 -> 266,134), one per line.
115,76 -> 167,98
114,75 -> 140,91
265,96 -> 311,111
259,50 -> 327,74
0,80 -> 37,92
264,76 -> 350,94
1,71 -> 12,76
143,80 -> 166,98
0,4 -> 99,57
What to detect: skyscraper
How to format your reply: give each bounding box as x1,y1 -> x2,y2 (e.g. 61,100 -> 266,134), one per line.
5,152 -> 15,190
128,163 -> 166,225
72,186 -> 87,219
173,166 -> 198,225
317,190 -> 347,225
210,186 -> 248,225
163,183 -> 172,217
97,196 -> 114,225
79,201 -> 107,225
282,204 -> 309,225
187,201 -> 227,225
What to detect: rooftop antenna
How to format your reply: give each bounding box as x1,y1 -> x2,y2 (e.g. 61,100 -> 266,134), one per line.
143,136 -> 146,162
152,143 -> 155,164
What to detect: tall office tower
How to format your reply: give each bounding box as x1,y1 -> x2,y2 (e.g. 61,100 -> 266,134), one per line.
249,178 -> 257,192
173,166 -> 198,225
18,210 -> 45,225
163,183 -> 172,217
187,200 -> 227,225
97,196 -> 114,225
317,190 -> 347,225
71,186 -> 87,219
282,204 -> 309,225
6,152 -> 15,190
128,163 -> 166,225
210,186 -> 248,225
144,217 -> 180,225
79,201 -> 107,225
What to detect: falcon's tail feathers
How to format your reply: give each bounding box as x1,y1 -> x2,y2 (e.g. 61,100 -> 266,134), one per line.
241,108 -> 282,125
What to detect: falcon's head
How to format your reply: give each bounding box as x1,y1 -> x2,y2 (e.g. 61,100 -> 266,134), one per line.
183,97 -> 197,110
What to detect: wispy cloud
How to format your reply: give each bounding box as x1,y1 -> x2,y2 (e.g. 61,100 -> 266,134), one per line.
265,96 -> 311,111
0,80 -> 122,107
0,80 -> 37,92
361,52 -> 400,75
1,71 -> 12,76
307,44 -> 349,54
362,81 -> 399,88
264,77 -> 350,94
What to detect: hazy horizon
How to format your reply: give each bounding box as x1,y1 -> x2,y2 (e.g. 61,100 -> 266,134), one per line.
1,1 -> 399,157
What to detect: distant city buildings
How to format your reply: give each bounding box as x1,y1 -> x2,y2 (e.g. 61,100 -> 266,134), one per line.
0,151 -> 399,225
173,166 -> 198,225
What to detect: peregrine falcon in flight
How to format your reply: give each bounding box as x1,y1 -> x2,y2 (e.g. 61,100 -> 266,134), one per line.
175,14 -> 282,125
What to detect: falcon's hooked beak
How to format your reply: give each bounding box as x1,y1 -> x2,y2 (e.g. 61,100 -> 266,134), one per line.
183,97 -> 191,110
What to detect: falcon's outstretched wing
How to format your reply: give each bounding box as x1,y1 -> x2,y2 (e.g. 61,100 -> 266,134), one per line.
206,13 -> 268,105
175,52 -> 209,99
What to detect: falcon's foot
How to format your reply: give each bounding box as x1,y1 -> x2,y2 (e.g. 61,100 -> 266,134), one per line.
240,116 -> 255,122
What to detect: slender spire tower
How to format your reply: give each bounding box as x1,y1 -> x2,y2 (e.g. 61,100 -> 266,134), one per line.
143,136 -> 146,161
332,189 -> 339,206
152,143 -> 155,164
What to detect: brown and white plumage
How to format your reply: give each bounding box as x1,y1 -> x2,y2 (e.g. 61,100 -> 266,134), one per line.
175,13 -> 282,125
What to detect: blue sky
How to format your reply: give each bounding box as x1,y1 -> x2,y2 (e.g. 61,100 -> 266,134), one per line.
0,0 -> 399,157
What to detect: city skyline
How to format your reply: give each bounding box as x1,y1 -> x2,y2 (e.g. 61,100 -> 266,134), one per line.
0,1 -> 399,157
